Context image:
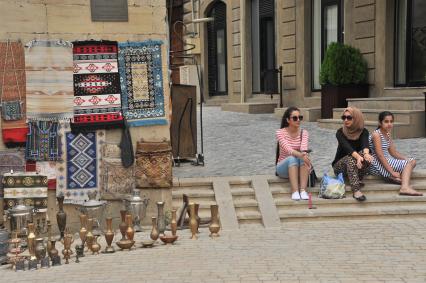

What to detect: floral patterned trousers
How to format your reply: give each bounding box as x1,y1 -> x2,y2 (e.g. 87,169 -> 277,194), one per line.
333,152 -> 370,192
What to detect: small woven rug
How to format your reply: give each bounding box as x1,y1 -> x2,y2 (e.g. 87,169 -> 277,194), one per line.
118,40 -> 167,127
56,122 -> 105,204
25,121 -> 60,161
0,41 -> 27,146
100,144 -> 134,200
25,40 -> 74,120
3,172 -> 48,212
0,151 -> 25,197
72,40 -> 123,130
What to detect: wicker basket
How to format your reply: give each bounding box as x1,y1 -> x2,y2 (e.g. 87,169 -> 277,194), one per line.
135,141 -> 172,188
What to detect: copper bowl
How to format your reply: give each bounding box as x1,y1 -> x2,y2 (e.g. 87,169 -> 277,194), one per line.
159,235 -> 178,245
141,239 -> 156,248
116,240 -> 135,250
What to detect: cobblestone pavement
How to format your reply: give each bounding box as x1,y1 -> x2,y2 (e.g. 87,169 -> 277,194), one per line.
174,107 -> 426,178
2,218 -> 426,282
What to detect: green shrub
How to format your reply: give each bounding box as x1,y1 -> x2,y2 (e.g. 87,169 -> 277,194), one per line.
319,42 -> 368,86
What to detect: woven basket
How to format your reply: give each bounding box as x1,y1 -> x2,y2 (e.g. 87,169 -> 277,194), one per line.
135,141 -> 172,188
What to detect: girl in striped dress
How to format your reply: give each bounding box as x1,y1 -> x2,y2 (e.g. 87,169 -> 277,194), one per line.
275,106 -> 311,201
369,111 -> 422,196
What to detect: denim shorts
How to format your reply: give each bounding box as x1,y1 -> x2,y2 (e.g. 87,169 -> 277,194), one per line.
276,156 -> 305,178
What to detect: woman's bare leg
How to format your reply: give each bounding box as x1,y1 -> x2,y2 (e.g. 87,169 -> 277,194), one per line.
288,166 -> 299,193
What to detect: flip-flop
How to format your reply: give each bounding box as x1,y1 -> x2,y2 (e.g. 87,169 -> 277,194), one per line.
399,191 -> 423,196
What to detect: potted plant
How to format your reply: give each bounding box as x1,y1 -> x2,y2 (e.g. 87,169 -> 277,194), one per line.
319,42 -> 369,119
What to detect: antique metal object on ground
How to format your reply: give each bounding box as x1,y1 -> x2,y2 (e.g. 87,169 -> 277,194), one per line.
123,190 -> 149,232
188,203 -> 198,240
49,239 -> 59,260
125,214 -> 134,241
85,218 -> 94,252
159,234 -> 178,245
75,244 -> 84,258
156,201 -> 166,235
7,201 -> 34,245
28,258 -> 38,270
62,230 -> 73,264
40,256 -> 50,268
103,217 -> 115,253
35,238 -> 46,261
78,214 -> 87,257
170,209 -> 177,236
177,194 -> 189,229
0,228 -> 9,264
194,203 -> 200,233
27,222 -> 37,260
119,210 -> 127,240
78,191 -> 107,236
51,254 -> 61,266
116,239 -> 135,251
7,237 -> 22,271
46,221 -> 52,257
209,204 -> 220,237
56,195 -> 67,239
15,258 -> 25,271
91,235 -> 101,255
141,239 -> 155,248
150,217 -> 159,241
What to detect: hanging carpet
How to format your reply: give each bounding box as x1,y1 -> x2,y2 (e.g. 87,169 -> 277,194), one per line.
3,172 -> 48,212
25,121 -> 60,161
118,41 -> 167,127
72,40 -> 124,131
25,40 -> 74,121
0,151 -> 25,197
56,122 -> 105,204
25,160 -> 57,190
0,41 -> 27,147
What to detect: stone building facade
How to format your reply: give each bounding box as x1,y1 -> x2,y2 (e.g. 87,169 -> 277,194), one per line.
179,0 -> 426,128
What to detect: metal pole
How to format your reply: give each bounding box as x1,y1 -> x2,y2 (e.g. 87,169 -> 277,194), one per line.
279,66 -> 283,108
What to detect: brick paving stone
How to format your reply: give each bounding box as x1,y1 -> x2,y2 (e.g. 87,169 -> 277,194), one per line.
1,218 -> 426,282
173,107 -> 426,178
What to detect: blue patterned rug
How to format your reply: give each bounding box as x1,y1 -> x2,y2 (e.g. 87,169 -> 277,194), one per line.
56,122 -> 105,203
118,40 -> 167,127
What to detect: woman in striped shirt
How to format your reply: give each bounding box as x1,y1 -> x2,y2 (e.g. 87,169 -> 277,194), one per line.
275,106 -> 311,200
369,111 -> 422,196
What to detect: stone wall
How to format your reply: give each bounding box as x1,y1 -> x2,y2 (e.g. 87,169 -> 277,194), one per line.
0,0 -> 172,227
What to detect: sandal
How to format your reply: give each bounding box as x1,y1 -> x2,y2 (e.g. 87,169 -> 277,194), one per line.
353,191 -> 367,202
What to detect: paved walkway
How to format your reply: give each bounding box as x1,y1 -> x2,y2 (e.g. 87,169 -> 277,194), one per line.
174,107 -> 426,178
2,218 -> 426,282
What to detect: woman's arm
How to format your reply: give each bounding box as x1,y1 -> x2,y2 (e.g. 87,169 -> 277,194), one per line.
276,130 -> 303,158
372,132 -> 400,177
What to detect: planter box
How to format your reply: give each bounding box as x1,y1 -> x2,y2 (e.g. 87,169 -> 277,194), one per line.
321,84 -> 369,119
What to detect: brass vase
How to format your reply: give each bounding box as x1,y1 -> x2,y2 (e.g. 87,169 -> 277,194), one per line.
62,231 -> 73,264
125,214 -> 134,241
27,223 -> 37,260
209,204 -> 220,237
170,209 -> 177,236
46,221 -> 52,256
91,235 -> 101,255
85,218 -> 94,252
156,202 -> 166,235
104,217 -> 115,253
188,203 -> 198,240
194,203 -> 200,233
79,214 -> 88,246
150,217 -> 159,241
35,238 -> 46,261
56,196 -> 67,239
49,240 -> 58,259
119,210 -> 127,240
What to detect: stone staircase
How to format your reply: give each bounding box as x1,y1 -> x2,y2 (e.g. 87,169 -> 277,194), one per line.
172,170 -> 426,230
317,97 -> 425,139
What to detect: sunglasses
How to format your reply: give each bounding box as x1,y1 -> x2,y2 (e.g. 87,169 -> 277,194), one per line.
290,115 -> 304,121
341,115 -> 353,121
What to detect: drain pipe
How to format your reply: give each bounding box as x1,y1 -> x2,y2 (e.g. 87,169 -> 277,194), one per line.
240,0 -> 246,103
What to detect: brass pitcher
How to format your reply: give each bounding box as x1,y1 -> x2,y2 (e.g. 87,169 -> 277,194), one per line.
79,214 -> 88,246
27,223 -> 37,260
104,217 -> 115,253
188,203 -> 198,240
170,209 -> 177,236
119,210 -> 127,240
150,217 -> 159,241
209,204 -> 220,237
91,235 -> 101,255
62,229 -> 73,264
125,214 -> 134,241
49,239 -> 58,260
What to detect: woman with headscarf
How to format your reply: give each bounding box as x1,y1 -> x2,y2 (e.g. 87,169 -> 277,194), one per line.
332,107 -> 373,201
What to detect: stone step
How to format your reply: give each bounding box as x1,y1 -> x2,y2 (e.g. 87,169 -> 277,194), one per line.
316,119 -> 423,139
332,108 -> 424,124
204,97 -> 228,106
275,194 -> 426,208
347,97 -> 425,111
172,189 -> 215,198
279,205 -> 426,221
230,187 -> 256,196
221,102 -> 278,114
233,199 -> 259,208
235,208 -> 262,221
